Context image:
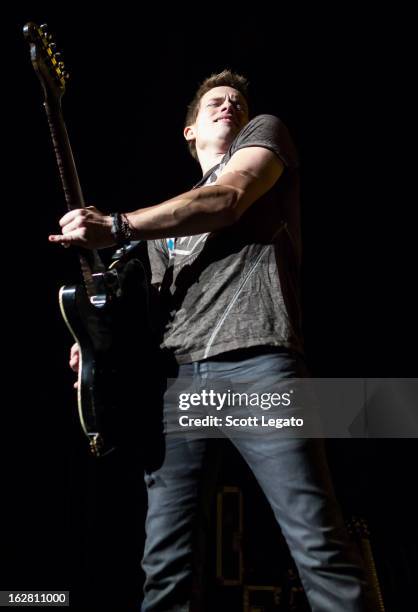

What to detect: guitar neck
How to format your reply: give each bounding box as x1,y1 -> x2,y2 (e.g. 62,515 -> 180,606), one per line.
44,99 -> 85,209
24,21 -> 104,298
43,99 -> 105,293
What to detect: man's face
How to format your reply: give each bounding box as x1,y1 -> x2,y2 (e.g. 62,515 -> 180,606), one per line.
185,86 -> 249,154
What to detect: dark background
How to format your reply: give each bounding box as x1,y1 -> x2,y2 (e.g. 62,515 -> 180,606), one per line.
4,6 -> 417,611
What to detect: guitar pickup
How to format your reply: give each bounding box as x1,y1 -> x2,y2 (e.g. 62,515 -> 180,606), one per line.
89,273 -> 109,307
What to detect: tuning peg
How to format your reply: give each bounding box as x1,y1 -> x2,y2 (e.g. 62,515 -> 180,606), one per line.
58,61 -> 65,69
40,23 -> 48,32
54,52 -> 62,60
49,43 -> 57,52
63,72 -> 70,80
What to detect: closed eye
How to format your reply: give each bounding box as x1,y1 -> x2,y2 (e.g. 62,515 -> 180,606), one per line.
207,99 -> 245,111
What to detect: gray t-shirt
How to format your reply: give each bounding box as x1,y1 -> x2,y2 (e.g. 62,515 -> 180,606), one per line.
147,114 -> 303,364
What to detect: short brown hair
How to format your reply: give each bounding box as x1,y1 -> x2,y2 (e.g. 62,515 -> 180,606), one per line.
185,69 -> 250,160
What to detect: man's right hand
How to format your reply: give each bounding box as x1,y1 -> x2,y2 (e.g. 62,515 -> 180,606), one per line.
69,343 -> 80,389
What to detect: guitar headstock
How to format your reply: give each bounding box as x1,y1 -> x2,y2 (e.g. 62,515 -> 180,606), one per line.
23,22 -> 69,104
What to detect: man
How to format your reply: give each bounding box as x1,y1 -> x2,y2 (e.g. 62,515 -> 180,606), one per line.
52,70 -> 369,611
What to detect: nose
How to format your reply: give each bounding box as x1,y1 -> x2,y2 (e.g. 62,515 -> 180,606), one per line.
220,95 -> 234,113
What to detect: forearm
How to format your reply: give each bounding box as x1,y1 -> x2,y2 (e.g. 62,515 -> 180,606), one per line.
49,181 -> 241,249
124,184 -> 239,240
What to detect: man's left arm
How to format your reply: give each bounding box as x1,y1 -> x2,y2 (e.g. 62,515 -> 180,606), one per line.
49,148 -> 284,248
211,146 -> 284,220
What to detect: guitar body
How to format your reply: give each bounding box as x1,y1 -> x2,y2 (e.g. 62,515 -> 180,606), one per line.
59,249 -> 162,456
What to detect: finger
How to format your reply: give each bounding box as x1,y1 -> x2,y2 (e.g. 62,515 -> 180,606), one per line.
49,232 -> 83,245
69,360 -> 79,372
49,234 -> 67,243
61,217 -> 87,235
59,209 -> 86,228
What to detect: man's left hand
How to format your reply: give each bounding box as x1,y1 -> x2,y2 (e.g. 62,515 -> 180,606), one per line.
48,206 -> 115,249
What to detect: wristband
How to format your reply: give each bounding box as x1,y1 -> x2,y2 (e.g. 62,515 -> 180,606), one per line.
110,212 -> 133,247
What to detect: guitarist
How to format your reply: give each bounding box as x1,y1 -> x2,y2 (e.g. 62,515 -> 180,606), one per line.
51,71 -> 370,612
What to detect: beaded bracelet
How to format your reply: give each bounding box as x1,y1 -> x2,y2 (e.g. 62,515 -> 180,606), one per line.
110,212 -> 133,247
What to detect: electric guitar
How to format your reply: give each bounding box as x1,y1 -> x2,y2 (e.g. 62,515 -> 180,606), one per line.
24,22 -> 161,457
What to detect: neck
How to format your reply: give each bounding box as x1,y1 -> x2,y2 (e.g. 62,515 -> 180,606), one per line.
198,149 -> 227,174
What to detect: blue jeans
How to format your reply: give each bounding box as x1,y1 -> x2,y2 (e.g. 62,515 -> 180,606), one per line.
141,349 -> 368,611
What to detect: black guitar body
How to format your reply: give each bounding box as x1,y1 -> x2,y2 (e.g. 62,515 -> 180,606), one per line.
59,246 -> 163,457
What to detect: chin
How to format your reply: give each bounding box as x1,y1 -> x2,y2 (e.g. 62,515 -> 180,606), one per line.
217,124 -> 239,140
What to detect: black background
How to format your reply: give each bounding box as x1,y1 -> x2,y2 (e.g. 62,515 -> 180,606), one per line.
4,5 -> 417,611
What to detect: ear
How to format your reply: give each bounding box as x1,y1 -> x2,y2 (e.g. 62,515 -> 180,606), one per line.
184,125 -> 196,142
